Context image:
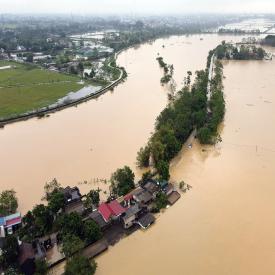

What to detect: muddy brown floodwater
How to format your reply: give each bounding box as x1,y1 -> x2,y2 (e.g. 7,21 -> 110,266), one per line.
0,34 -> 238,212
95,51 -> 275,275
2,34 -> 275,275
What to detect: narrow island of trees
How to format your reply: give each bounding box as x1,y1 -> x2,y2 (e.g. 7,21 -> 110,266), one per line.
215,41 -> 266,60
138,47 -> 226,180
156,56 -> 174,84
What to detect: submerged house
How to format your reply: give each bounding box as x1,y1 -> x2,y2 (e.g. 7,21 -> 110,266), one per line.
61,186 -> 82,204
143,180 -> 159,198
163,183 -> 174,196
133,188 -> 153,205
121,204 -> 142,229
61,186 -> 84,215
137,213 -> 156,229
98,200 -> 126,223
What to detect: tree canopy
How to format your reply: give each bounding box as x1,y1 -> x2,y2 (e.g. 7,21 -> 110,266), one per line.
61,234 -> 84,258
64,255 -> 97,275
111,166 -> 135,196
0,190 -> 18,216
0,235 -> 19,268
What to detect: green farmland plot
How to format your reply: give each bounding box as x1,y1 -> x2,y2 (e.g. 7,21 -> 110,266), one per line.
0,61 -> 84,119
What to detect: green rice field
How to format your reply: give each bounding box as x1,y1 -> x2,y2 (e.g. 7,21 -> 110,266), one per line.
0,61 -> 84,119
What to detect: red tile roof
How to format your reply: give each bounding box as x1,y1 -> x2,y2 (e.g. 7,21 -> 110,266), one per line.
6,216 -> 22,227
98,200 -> 125,222
108,200 -> 125,216
98,203 -> 112,222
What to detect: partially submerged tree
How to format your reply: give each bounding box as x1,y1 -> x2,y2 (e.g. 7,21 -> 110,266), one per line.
43,178 -> 61,201
111,166 -> 135,196
48,191 -> 65,213
84,189 -> 100,208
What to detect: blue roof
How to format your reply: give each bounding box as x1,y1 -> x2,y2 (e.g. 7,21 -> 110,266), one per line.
0,217 -> 5,226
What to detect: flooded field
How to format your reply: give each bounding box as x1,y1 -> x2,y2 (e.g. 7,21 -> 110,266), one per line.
2,33 -> 275,275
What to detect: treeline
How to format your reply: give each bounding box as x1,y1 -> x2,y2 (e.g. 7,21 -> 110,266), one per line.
137,69 -> 208,179
261,35 -> 275,47
137,49 -> 225,179
215,41 -> 266,60
197,60 -> 225,144
156,56 -> 174,84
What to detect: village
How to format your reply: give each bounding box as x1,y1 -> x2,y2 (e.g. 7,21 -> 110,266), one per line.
0,175 -> 181,275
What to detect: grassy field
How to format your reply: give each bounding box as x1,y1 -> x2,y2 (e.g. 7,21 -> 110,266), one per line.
0,61 -> 84,119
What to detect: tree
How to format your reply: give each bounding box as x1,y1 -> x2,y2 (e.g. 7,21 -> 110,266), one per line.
156,160 -> 170,181
58,212 -> 84,238
197,127 -> 212,144
140,171 -> 153,186
44,178 -> 61,201
154,192 -> 168,212
0,190 -> 18,216
83,220 -> 102,244
61,234 -> 84,258
32,204 -> 54,236
64,255 -> 97,275
150,140 -> 165,164
26,53 -> 33,63
0,235 -> 19,268
136,145 -> 150,167
84,190 -> 100,208
34,259 -> 48,275
48,191 -> 65,213
111,166 -> 135,196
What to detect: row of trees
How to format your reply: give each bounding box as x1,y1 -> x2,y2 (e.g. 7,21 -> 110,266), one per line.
137,68 -> 209,179
216,41 -> 266,60
137,47 -> 227,179
156,56 -> 174,84
197,60 -> 225,144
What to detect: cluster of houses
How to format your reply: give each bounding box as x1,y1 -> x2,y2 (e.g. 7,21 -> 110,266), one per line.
91,179 -> 180,231
0,179 -> 181,274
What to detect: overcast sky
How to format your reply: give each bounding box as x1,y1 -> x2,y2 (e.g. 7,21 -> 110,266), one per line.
0,0 -> 275,14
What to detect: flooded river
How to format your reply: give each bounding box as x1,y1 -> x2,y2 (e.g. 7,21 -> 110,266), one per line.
2,34 -> 275,274
0,34 -> 238,212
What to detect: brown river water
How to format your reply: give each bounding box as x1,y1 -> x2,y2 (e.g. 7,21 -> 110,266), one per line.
2,34 -> 275,274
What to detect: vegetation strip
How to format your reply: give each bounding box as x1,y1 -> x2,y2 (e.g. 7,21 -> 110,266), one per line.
137,46 -> 226,180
